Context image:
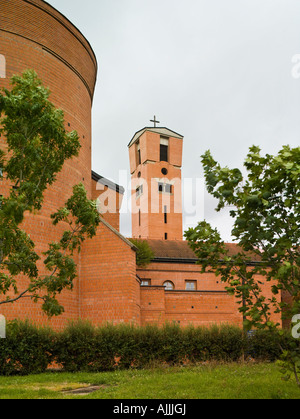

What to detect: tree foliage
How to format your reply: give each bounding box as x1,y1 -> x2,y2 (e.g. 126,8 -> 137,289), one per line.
0,70 -> 100,316
129,239 -> 154,267
185,145 -> 300,329
184,144 -> 300,383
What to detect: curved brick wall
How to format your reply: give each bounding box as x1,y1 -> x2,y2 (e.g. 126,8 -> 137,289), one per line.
0,0 -> 98,327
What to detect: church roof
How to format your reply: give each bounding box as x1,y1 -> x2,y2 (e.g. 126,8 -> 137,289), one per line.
136,239 -> 262,264
92,171 -> 125,195
145,239 -> 198,261
128,127 -> 184,148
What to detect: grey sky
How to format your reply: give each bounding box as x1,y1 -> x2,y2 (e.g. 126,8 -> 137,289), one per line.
47,0 -> 300,240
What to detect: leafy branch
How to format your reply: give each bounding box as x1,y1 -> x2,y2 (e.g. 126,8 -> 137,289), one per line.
0,70 -> 100,317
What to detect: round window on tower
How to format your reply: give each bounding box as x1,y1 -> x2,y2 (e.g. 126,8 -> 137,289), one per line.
161,168 -> 168,176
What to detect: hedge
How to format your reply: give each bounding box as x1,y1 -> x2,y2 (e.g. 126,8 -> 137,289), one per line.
0,320 -> 54,376
0,320 -> 294,375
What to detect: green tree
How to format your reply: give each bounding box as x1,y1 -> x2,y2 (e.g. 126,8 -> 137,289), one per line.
129,239 -> 154,267
0,70 -> 100,317
184,145 -> 300,383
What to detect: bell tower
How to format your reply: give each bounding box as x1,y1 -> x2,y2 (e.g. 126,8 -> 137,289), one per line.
128,118 -> 183,240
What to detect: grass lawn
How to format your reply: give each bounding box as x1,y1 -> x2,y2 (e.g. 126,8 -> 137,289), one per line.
0,362 -> 299,399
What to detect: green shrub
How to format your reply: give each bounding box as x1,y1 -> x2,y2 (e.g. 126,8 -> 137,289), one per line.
0,320 -> 293,375
180,324 -> 244,363
0,320 -> 54,376
93,323 -> 118,371
246,329 -> 293,361
135,324 -> 166,368
111,324 -> 141,369
207,324 -> 245,361
53,320 -> 98,372
128,239 -> 154,267
159,323 -> 185,365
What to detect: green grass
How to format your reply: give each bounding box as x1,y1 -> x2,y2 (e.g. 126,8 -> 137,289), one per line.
0,363 -> 299,399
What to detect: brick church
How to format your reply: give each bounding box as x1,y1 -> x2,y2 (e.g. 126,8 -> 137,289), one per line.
0,0 -> 281,329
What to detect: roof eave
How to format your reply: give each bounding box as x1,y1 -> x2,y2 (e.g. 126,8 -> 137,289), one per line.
128,127 -> 184,148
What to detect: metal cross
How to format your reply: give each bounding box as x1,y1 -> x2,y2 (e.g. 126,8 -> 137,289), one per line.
150,115 -> 160,128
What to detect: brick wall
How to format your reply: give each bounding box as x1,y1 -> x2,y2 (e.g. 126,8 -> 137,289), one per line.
140,286 -> 166,326
91,179 -> 123,232
80,219 -> 140,326
164,291 -> 241,327
0,0 -> 97,329
138,259 -> 282,328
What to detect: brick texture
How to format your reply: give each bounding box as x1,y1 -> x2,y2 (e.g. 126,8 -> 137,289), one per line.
0,1 -> 286,331
0,0 -> 138,330
129,130 -> 183,240
138,260 -> 282,328
80,220 -> 140,325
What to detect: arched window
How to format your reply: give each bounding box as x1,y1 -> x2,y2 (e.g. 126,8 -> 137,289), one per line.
163,281 -> 174,291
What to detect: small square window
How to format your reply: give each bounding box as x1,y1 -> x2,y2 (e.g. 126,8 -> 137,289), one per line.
185,281 -> 197,291
158,182 -> 172,194
141,279 -> 151,287
165,184 -> 172,194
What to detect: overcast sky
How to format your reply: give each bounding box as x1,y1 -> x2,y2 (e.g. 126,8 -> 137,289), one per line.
47,0 -> 300,241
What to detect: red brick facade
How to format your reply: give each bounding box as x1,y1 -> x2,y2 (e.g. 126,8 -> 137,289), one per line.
0,0 -> 138,330
80,218 -> 140,326
137,241 -> 282,328
128,126 -> 282,328
0,1 -> 283,330
129,128 -> 183,241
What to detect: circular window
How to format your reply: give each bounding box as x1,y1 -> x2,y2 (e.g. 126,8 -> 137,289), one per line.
161,168 -> 168,176
163,281 -> 175,291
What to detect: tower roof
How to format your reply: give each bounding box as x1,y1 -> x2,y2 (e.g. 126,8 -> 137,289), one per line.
128,127 -> 184,148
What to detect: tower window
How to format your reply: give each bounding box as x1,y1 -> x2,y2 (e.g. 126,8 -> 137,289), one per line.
160,145 -> 168,162
160,137 -> 169,162
158,182 -> 172,194
164,206 -> 167,224
165,184 -> 172,194
164,233 -> 168,240
136,142 -> 141,165
136,184 -> 143,198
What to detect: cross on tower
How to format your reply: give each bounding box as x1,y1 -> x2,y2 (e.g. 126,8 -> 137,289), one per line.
150,115 -> 160,128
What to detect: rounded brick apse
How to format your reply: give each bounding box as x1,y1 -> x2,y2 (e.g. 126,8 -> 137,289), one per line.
0,0 -> 98,327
